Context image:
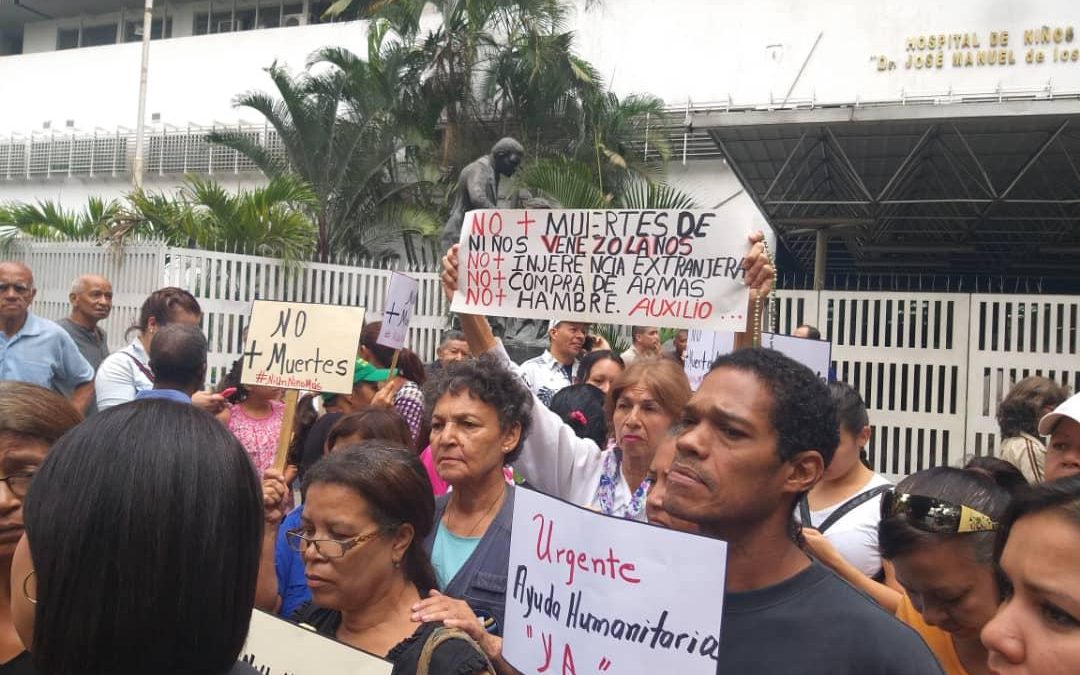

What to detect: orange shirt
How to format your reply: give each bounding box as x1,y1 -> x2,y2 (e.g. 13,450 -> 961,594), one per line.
895,594 -> 971,675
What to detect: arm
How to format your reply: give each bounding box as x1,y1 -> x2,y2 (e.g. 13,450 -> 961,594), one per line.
94,353 -> 138,410
802,528 -> 901,613
412,591 -> 522,675
255,469 -> 288,614
70,381 -> 94,414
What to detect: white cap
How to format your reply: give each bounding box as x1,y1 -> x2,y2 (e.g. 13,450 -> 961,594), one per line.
1039,392 -> 1080,435
548,318 -> 589,331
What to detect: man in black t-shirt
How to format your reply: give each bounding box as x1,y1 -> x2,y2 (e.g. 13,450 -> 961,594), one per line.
666,348 -> 943,674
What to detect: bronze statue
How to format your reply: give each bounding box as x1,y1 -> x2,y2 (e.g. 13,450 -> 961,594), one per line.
440,137 -> 525,248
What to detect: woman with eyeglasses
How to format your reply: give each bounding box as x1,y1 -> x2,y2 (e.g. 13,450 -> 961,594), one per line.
0,383 -> 81,675
9,399 -> 262,675
980,475 -> 1080,674
288,443 -> 492,674
878,465 -> 1014,675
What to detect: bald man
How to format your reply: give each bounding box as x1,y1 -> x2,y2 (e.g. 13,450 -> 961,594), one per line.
0,262 -> 95,412
58,274 -> 113,414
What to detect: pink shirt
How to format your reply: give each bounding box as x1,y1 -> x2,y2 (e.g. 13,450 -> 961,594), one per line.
420,446 -> 450,496
227,400 -> 286,476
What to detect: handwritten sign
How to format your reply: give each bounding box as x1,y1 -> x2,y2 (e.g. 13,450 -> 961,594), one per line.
683,330 -> 736,391
504,489 -> 728,675
240,609 -> 392,675
451,209 -> 753,330
241,300 -> 366,394
376,272 -> 419,350
762,332 -> 833,380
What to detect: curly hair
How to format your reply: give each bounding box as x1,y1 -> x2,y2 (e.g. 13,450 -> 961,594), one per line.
423,354 -> 533,463
709,347 -> 840,466
996,376 -> 1070,438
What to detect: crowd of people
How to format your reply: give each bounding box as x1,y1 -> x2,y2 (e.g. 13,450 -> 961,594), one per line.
0,246 -> 1079,675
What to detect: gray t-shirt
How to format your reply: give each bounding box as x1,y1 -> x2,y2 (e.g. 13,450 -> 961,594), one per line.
57,317 -> 109,414
718,562 -> 943,674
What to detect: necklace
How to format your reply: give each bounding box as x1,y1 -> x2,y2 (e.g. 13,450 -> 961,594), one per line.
447,486 -> 504,538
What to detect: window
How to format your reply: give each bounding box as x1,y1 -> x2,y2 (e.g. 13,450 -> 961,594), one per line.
308,0 -> 334,25
81,23 -> 118,47
123,18 -> 174,42
56,27 -> 79,50
257,1 -> 282,29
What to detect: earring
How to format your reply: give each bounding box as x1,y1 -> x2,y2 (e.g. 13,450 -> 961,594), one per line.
22,569 -> 36,605
393,559 -> 401,569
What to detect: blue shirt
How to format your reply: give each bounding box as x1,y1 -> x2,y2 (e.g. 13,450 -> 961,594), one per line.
0,312 -> 95,391
134,389 -> 193,404
431,522 -> 482,589
276,506 -> 310,619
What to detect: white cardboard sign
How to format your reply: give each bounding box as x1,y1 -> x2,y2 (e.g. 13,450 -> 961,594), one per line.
503,489 -> 728,675
376,272 -> 419,350
762,332 -> 833,380
241,300 -> 366,394
683,329 -> 736,391
240,609 -> 392,675
451,209 -> 754,331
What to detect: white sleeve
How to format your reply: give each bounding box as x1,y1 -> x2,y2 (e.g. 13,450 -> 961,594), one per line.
94,352 -> 138,410
517,359 -> 540,393
488,341 -> 605,506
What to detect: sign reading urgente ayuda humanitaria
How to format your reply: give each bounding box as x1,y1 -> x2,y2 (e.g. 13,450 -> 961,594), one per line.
871,24 -> 1078,73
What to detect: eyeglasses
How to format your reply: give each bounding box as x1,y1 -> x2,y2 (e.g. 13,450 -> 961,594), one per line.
880,489 -> 997,534
0,283 -> 32,295
285,528 -> 385,559
0,471 -> 35,498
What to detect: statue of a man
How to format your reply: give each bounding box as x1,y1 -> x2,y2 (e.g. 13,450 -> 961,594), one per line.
440,137 -> 525,249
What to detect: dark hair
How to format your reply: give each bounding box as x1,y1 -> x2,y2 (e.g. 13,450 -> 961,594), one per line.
710,347 -> 839,466
148,323 -> 207,388
24,401 -> 262,675
303,442 -> 437,594
828,381 -> 869,437
360,321 -> 425,385
298,412 -> 343,479
796,324 -> 822,340
996,376 -> 1070,438
423,354 -> 533,463
994,475 -> 1080,563
879,466 -> 1013,565
607,357 -> 690,432
328,409 -> 414,452
577,350 -> 624,386
964,456 -> 1029,496
631,325 -> 655,341
550,384 -> 608,448
127,287 -> 202,337
217,357 -> 248,401
287,394 -> 320,467
0,381 -> 82,445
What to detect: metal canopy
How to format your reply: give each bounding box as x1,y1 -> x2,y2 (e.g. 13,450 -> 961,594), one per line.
690,100 -> 1080,286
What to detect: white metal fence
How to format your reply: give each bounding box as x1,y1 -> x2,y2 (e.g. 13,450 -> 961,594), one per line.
9,240 -> 1080,480
9,240 -> 448,386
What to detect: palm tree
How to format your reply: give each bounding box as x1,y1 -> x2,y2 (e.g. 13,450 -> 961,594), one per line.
0,197 -> 120,243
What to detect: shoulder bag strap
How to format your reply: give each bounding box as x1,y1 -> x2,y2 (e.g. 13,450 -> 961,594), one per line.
817,484 -> 892,533
123,351 -> 155,383
797,494 -> 813,528
417,626 -> 494,675
1024,437 -> 1044,483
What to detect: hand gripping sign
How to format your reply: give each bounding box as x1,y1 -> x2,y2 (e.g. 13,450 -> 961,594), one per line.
450,209 -> 755,331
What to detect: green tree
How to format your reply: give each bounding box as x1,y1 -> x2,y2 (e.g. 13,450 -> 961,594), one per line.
0,197 -> 120,243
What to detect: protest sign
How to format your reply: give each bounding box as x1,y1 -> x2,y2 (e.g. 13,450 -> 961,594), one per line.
451,209 -> 754,331
240,609 -> 392,675
241,300 -> 366,395
503,489 -> 728,675
376,272 -> 419,350
684,329 -> 735,391
762,332 -> 833,380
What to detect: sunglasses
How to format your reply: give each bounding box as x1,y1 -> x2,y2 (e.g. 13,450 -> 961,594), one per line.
880,489 -> 997,534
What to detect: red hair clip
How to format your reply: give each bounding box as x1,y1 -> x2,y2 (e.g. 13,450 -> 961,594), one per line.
569,410 -> 588,426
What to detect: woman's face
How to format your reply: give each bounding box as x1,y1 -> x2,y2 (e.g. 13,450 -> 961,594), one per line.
1046,418 -> 1080,482
893,538 -> 1000,640
0,434 -> 47,560
430,391 -> 520,486
613,384 -> 674,459
245,385 -> 283,402
646,436 -> 699,534
585,359 -> 623,394
822,425 -> 870,481
982,510 -> 1080,675
299,483 -> 411,611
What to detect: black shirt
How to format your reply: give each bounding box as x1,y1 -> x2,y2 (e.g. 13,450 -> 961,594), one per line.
293,603 -> 489,675
0,652 -> 33,675
718,562 -> 943,674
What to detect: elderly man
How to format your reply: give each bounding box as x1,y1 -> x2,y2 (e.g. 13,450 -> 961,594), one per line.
57,274 -> 113,413
135,324 -> 208,404
425,329 -> 471,376
620,325 -> 661,364
0,262 -> 94,412
519,319 -> 588,407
